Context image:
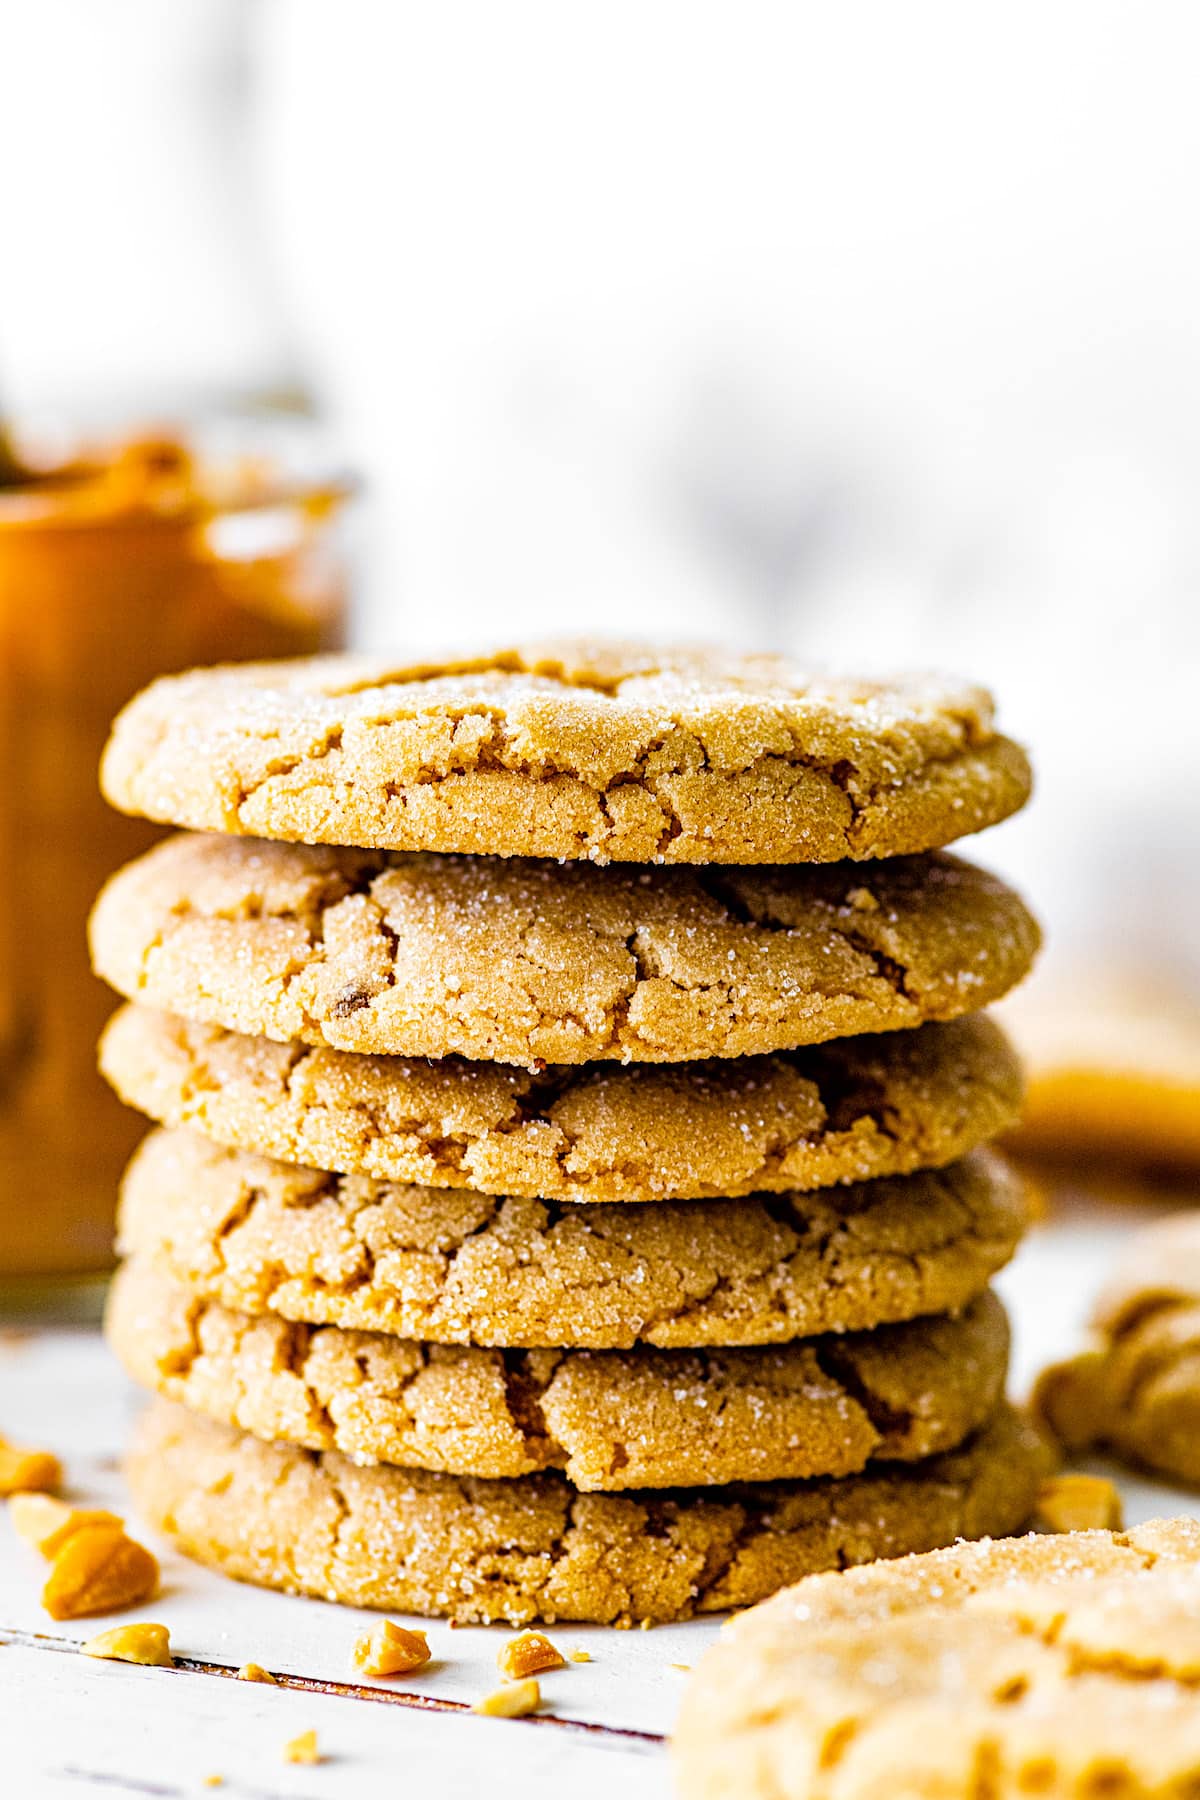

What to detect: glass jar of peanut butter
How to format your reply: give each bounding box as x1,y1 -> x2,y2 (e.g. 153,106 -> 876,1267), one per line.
0,422 -> 351,1300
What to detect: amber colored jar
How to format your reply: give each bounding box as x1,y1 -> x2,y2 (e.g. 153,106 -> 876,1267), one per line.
0,425 -> 350,1290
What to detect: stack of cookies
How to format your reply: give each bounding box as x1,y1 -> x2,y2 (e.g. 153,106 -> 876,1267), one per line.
89,642 -> 1046,1628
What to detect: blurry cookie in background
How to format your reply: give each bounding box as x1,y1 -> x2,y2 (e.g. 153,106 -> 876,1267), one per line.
1000,977 -> 1200,1177
1035,1212 -> 1200,1488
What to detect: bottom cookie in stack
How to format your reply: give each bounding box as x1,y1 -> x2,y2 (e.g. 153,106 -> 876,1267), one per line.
125,1401 -> 1045,1629
108,1131 -> 1046,1625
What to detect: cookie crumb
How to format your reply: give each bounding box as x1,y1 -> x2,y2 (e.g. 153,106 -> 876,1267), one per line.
668,1662 -> 692,1674
353,1620 -> 431,1677
203,1780 -> 223,1790
283,1729 -> 321,1765
568,1649 -> 592,1664
497,1630 -> 565,1680
80,1622 -> 172,1666
1033,1473 -> 1124,1533
473,1677 -> 541,1718
237,1661 -> 278,1684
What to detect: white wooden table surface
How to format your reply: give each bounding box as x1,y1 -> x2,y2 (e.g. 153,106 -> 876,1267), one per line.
3,1182 -> 1197,1800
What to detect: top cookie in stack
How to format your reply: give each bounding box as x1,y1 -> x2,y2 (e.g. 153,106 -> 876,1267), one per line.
90,642 -> 1046,1628
97,641 -> 1030,863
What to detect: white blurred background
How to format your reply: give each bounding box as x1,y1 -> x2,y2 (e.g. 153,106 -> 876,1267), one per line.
1,0 -> 1197,989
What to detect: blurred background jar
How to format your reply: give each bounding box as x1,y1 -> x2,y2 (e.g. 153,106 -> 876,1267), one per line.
0,0 -> 353,1300
0,421 -> 350,1295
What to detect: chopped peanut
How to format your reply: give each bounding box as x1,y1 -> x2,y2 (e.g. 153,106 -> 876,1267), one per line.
236,1662 -> 278,1684
1034,1473 -> 1124,1534
473,1677 -> 541,1718
569,1649 -> 592,1664
80,1622 -> 173,1666
10,1492 -> 123,1557
42,1526 -> 159,1621
283,1730 -> 321,1765
0,1443 -> 62,1497
353,1620 -> 431,1677
497,1630 -> 565,1680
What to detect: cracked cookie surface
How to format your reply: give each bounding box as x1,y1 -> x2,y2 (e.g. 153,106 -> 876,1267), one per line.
1034,1215 -> 1200,1488
107,1260 -> 1008,1490
126,1399 -> 1047,1625
90,835 -> 1039,1066
674,1517 -> 1200,1800
116,1129 -> 1026,1348
99,641 -> 1032,864
100,1005 -> 1023,1201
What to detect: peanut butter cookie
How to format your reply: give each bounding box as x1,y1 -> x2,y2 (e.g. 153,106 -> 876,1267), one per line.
107,1260 -> 1009,1490
1034,1214 -> 1200,1487
117,1129 -> 1027,1348
674,1517 -> 1200,1800
100,1005 -> 1023,1201
100,642 -> 1032,864
90,835 -> 1039,1066
126,1399 -> 1047,1626
1002,983 -> 1200,1171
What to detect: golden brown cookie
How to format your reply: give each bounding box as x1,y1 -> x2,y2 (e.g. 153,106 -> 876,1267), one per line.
99,642 -> 1032,865
90,835 -> 1039,1067
1002,984 -> 1200,1171
1034,1215 -> 1200,1487
100,1005 -> 1023,1202
117,1129 -> 1027,1349
673,1517 -> 1200,1800
106,1259 -> 1009,1491
126,1399 -> 1047,1626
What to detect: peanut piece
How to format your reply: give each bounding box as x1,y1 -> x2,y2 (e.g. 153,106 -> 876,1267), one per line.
80,1622 -> 173,1666
0,1444 -> 62,1497
237,1662 -> 278,1684
473,1678 -> 541,1718
1034,1473 -> 1124,1533
10,1492 -> 123,1557
42,1525 -> 159,1621
353,1620 -> 431,1677
497,1630 -> 565,1680
283,1730 -> 321,1765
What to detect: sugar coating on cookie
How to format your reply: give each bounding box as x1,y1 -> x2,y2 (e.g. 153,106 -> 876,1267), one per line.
99,642 -> 1032,864
99,1005 -> 1024,1201
106,1260 -> 1009,1490
90,835 -> 1040,1066
116,1129 -> 1028,1349
674,1516 -> 1200,1800
126,1399 -> 1048,1626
